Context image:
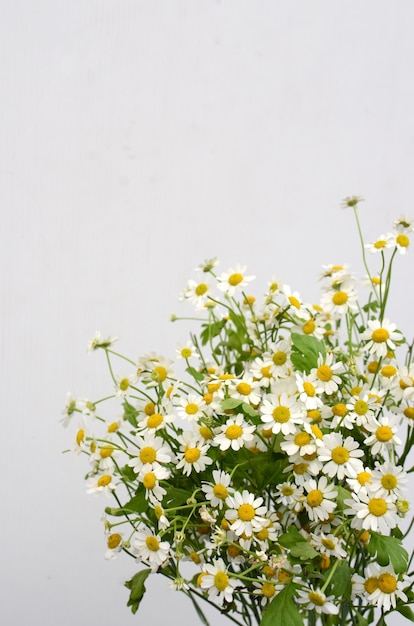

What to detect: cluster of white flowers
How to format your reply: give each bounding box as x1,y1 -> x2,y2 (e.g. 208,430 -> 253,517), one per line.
63,209 -> 414,625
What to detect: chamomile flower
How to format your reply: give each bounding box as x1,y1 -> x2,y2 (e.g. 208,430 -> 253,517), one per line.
133,526 -> 170,572
105,532 -> 124,560
253,578 -> 277,606
200,558 -> 241,606
202,470 -> 233,509
302,476 -> 337,523
296,586 -> 339,615
370,461 -> 408,499
176,435 -> 213,476
274,482 -> 304,509
265,340 -> 292,378
225,490 -> 268,537
352,563 -> 411,612
360,318 -> 403,358
177,394 -> 207,422
175,341 -> 199,361
180,279 -> 213,308
320,283 -> 358,316
310,353 -> 345,395
229,376 -> 262,405
344,489 -> 398,534
114,371 -> 138,398
137,462 -> 170,503
137,409 -> 176,433
127,433 -> 173,474
86,473 -> 116,497
87,330 -> 118,352
61,392 -> 78,427
217,265 -> 255,296
295,373 -> 323,410
345,392 -> 379,427
260,392 -> 305,435
317,432 -> 364,480
365,233 -> 393,254
214,415 -> 255,451
364,414 -> 402,456
394,230 -> 411,254
311,532 -> 347,559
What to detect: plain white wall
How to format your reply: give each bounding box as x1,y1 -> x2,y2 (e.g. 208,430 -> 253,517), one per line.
1,1 -> 414,624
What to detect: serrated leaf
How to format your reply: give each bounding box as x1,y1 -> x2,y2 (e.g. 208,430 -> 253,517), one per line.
279,526 -> 306,550
291,332 -> 325,373
367,532 -> 409,573
124,569 -> 151,614
260,584 -> 303,626
290,542 -> 318,560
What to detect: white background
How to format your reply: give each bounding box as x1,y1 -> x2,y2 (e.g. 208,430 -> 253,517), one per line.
1,1 -> 414,624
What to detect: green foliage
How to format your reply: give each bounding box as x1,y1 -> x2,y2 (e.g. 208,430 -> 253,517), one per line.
200,318 -> 226,345
331,561 -> 352,598
290,332 -> 325,373
123,400 -> 138,427
367,532 -> 409,573
260,585 -> 303,626
124,569 -> 151,614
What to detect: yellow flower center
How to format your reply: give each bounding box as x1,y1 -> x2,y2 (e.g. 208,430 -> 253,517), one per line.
378,573 -> 397,594
184,447 -> 201,463
311,425 -> 323,439
262,582 -> 276,598
256,527 -> 269,541
152,366 -> 167,382
214,571 -> 229,591
321,538 -> 336,550
228,273 -> 243,286
76,429 -> 85,446
293,462 -> 308,475
303,319 -> 316,334
303,382 -> 316,397
119,378 -> 130,391
367,361 -> 379,373
190,551 -> 201,564
354,400 -> 368,416
368,498 -> 387,516
404,407 -> 414,419
213,484 -> 228,499
372,328 -> 389,343
199,425 -> 213,439
308,591 -> 325,606
143,472 -> 156,490
272,406 -> 291,423
308,409 -> 322,423
107,533 -> 122,549
226,424 -> 243,440
107,422 -> 119,433
145,536 -> 160,551
376,425 -> 393,442
381,365 -> 397,378
282,485 -> 295,496
381,474 -> 397,490
294,432 -> 311,447
144,401 -> 155,416
147,413 -> 164,428
273,351 -> 287,365
317,365 -> 332,382
320,554 -> 331,570
227,545 -> 241,557
195,283 -> 208,296
357,471 -> 372,486
100,446 -> 114,458
332,403 -> 347,417
289,295 -> 301,309
238,503 -> 256,521
181,347 -> 192,358
97,475 -> 112,487
237,382 -> 252,396
331,446 -> 350,465
185,403 -> 199,415
396,233 -> 409,248
307,489 -> 323,507
261,365 -> 272,378
140,446 -> 156,464
332,291 -> 348,305
364,577 -> 379,593
277,570 -> 292,583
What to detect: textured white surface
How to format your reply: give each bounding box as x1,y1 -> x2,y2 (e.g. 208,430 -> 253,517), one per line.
1,1 -> 414,624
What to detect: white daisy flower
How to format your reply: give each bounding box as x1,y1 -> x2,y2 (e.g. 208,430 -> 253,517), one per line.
393,230 -> 411,254
320,282 -> 358,316
217,265 -> 255,296
260,392 -> 305,435
114,371 -> 138,397
200,558 -> 241,606
345,392 -> 379,427
105,532 -> 123,560
303,476 -> 337,523
127,433 -> 173,474
310,532 -> 347,559
86,473 -> 116,497
295,373 -> 323,410
177,394 -> 207,422
352,563 -> 411,612
344,489 -> 399,534
133,526 -> 170,572
364,414 -> 402,456
310,353 -> 345,395
370,461 -> 408,499
266,340 -> 292,379
138,462 -> 170,503
180,279 -> 213,309
317,432 -> 364,480
365,233 -> 393,254
296,586 -> 339,615
202,470 -> 233,509
229,375 -> 262,405
360,318 -> 403,358
61,392 -> 78,428
214,414 -> 255,451
176,436 -> 213,476
225,490 -> 268,537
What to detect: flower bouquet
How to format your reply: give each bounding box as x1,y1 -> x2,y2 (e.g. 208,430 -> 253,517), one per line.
63,199 -> 414,625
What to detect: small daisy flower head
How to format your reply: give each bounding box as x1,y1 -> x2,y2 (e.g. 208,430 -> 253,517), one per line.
370,461 -> 408,499
214,414 -> 255,451
311,532 -> 347,559
177,394 -> 207,422
296,586 -> 339,615
137,462 -> 170,503
86,473 -> 116,497
394,215 -> 414,232
225,490 -> 268,537
346,468 -> 373,496
253,578 -> 277,606
180,279 -> 213,309
275,481 -> 304,509
393,230 -> 411,254
139,355 -> 175,389
353,563 -> 411,612
61,392 -> 78,427
137,408 -> 176,433
133,525 -> 170,572
175,341 -> 199,361
217,264 -> 255,296
200,558 -> 241,606
176,434 -> 213,476
364,414 -> 402,456
229,375 -> 262,405
310,352 -> 345,395
196,257 -> 219,273
317,432 -> 364,480
295,373 -> 323,410
320,282 -> 358,317
87,330 -> 118,353
266,340 -> 292,378
260,392 -> 306,435
341,195 -> 364,209
127,433 -> 173,474
365,233 -> 393,254
280,423 -> 321,458
345,392 -> 378,427
114,371 -> 138,397
344,489 -> 399,534
360,318 -> 403,358
105,532 -> 124,560
303,476 -> 337,523
202,470 -> 233,509
71,418 -> 90,455
280,285 -> 307,318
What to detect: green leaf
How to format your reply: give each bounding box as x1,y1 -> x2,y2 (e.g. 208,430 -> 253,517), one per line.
290,542 -> 318,560
279,526 -> 306,550
221,398 -> 244,410
353,612 -> 369,626
367,532 -> 409,573
124,569 -> 151,614
291,332 -> 325,373
241,402 -> 259,418
331,560 -> 352,598
200,319 -> 226,345
186,365 -> 205,382
260,584 -> 303,626
106,490 -> 147,516
396,604 -> 414,622
123,400 -> 138,427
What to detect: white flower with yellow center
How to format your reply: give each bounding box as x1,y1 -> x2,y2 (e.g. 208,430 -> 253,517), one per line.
176,434 -> 213,476
140,355 -> 175,389
138,462 -> 170,503
253,577 -> 277,606
177,394 -> 207,422
133,525 -> 170,572
225,490 -> 268,537
137,409 -> 176,433
345,392 -> 379,427
260,392 -> 305,435
394,230 -> 411,254
248,357 -> 275,388
296,586 -> 339,615
310,353 -> 345,395
217,264 -> 255,296
180,279 -> 213,309
365,233 -> 393,254
360,318 -> 403,358
364,414 -> 402,456
200,558 -> 241,606
61,392 -> 78,428
275,482 -> 304,508
175,341 -> 199,361
302,476 -> 337,522
86,473 -> 116,497
346,468 -> 373,496
229,376 -> 262,405
317,432 -> 364,480
295,373 -> 323,410
310,532 -> 347,559
320,282 -> 358,316
352,563 -> 411,612
114,371 -> 138,398
214,415 -> 255,451
105,531 -> 123,560
265,340 -> 292,378
370,461 -> 408,499
202,470 -> 233,509
127,433 -> 173,474
280,284 -> 308,318
280,424 -> 321,458
344,489 -> 399,534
